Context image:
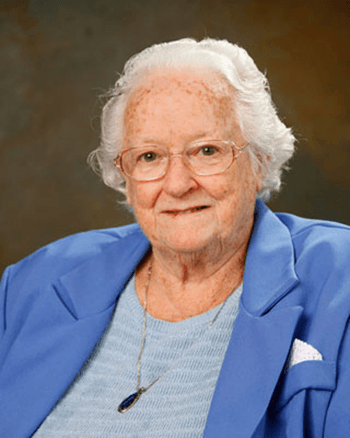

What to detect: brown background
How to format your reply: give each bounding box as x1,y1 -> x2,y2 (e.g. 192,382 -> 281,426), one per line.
1,0 -> 349,274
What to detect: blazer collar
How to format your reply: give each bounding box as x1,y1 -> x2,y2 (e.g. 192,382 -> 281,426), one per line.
54,227 -> 150,319
242,200 -> 300,316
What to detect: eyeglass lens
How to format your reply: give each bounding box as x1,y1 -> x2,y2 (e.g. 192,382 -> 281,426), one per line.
120,141 -> 239,181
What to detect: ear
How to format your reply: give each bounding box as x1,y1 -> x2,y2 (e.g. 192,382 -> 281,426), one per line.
256,175 -> 263,193
253,153 -> 268,194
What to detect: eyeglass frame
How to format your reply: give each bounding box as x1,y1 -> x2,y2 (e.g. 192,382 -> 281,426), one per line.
114,140 -> 249,182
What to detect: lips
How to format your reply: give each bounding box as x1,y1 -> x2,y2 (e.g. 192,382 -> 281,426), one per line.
163,206 -> 209,215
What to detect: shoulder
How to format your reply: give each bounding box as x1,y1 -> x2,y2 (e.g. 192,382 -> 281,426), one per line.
254,202 -> 350,273
0,224 -> 149,338
276,210 -> 350,238
276,211 -> 350,265
2,223 -> 144,287
275,211 -> 350,304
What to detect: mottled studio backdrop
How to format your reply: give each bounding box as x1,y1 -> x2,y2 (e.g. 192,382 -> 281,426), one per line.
1,0 -> 349,273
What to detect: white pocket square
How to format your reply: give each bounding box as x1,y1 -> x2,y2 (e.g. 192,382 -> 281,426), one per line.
285,339 -> 323,372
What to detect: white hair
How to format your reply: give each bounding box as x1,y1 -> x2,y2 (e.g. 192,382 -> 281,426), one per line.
88,37 -> 296,201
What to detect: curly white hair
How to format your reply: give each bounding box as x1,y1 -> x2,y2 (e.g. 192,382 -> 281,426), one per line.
88,37 -> 296,201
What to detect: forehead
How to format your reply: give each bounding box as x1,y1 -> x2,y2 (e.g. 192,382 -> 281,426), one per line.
129,70 -> 232,103
123,70 -> 236,136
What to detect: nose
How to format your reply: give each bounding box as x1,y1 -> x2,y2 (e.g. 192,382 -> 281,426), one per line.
162,155 -> 198,197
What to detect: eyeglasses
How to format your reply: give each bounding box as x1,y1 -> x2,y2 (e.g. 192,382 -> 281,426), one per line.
114,140 -> 248,182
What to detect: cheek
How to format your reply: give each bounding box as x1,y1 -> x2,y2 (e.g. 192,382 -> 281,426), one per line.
210,169 -> 257,220
203,172 -> 239,202
125,179 -> 159,211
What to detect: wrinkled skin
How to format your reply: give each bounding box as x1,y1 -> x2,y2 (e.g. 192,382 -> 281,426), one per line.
122,70 -> 262,321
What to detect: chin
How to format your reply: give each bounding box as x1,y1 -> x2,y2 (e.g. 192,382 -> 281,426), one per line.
159,231 -> 214,254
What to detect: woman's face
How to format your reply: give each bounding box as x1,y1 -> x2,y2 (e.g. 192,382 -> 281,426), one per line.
123,71 -> 262,257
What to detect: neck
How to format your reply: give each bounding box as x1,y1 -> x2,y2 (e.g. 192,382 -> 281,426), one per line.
135,237 -> 248,322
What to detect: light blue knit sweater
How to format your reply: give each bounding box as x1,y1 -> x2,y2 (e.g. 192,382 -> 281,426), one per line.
33,275 -> 242,437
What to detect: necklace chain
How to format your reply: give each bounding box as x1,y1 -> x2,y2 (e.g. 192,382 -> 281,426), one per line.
118,259 -> 242,413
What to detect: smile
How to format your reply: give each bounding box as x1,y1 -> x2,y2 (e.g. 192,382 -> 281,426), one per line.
163,206 -> 209,216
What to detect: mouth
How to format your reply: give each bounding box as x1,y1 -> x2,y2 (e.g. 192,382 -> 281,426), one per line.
163,206 -> 210,216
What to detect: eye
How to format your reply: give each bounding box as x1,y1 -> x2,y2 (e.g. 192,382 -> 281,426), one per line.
187,142 -> 224,159
139,151 -> 158,162
200,145 -> 217,156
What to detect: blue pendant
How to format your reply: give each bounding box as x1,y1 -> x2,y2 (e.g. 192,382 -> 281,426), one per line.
118,388 -> 145,413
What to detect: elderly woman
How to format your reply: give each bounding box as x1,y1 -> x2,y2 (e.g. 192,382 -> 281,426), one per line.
1,38 -> 350,438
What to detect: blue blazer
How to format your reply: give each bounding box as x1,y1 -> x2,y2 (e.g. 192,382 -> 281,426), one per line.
1,201 -> 350,438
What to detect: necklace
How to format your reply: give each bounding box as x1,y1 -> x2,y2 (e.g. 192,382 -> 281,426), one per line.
118,261 -> 242,413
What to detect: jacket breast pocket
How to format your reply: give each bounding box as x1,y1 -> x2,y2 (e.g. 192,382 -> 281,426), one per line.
275,360 -> 336,412
265,361 -> 337,438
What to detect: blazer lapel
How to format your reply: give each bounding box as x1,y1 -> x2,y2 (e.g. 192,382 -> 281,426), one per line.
0,228 -> 150,438
204,201 -> 302,438
56,227 -> 150,319
204,304 -> 303,438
